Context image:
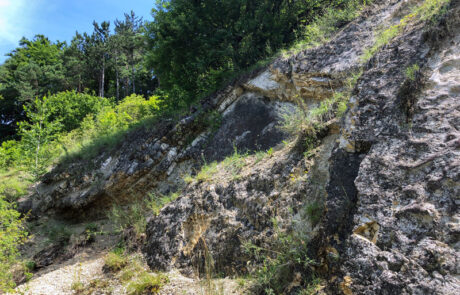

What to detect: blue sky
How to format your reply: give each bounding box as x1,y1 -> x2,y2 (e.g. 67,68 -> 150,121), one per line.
0,0 -> 155,63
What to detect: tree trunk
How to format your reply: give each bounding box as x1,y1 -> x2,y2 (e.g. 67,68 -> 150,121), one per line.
99,56 -> 105,97
116,69 -> 120,103
132,64 -> 135,94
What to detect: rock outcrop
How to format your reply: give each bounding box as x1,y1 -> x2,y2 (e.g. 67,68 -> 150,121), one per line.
322,2 -> 460,293
21,0 -> 459,294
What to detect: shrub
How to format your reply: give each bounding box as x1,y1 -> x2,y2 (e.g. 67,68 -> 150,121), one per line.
0,195 -> 28,292
43,91 -> 111,132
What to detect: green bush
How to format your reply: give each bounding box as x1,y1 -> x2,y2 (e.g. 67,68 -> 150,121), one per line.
0,195 -> 28,292
43,91 -> 111,132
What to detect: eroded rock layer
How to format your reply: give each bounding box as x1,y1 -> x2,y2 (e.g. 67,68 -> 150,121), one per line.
21,0 -> 460,294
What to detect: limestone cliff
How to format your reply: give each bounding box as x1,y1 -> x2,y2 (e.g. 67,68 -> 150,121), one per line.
19,0 -> 459,294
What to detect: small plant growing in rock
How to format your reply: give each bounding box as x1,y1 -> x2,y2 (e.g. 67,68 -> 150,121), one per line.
304,201 -> 323,226
147,192 -> 180,216
266,147 -> 274,157
109,202 -> 146,237
44,223 -> 72,245
243,221 -> 315,294
405,64 -> 420,81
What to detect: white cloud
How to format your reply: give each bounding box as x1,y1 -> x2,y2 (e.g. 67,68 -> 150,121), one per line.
0,0 -> 39,46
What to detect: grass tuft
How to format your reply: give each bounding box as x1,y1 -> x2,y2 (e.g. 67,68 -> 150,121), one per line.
104,248 -> 128,272
361,0 -> 450,63
126,272 -> 169,295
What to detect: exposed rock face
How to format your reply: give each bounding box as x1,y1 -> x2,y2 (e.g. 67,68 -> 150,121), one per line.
22,0 -> 459,294
20,88 -> 292,219
145,145 -> 310,275
320,1 -> 460,294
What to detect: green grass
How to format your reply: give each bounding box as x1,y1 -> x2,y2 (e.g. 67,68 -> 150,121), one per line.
361,0 -> 450,62
44,223 -> 72,244
126,272 -> 169,295
243,224 -> 314,294
109,202 -> 146,237
104,250 -> 128,272
304,201 -> 323,226
0,169 -> 32,202
405,63 -> 420,81
147,192 -> 180,216
280,69 -> 363,144
108,191 -> 180,239
186,148 -> 248,183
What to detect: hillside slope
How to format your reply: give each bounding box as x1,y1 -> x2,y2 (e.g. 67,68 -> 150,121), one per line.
16,0 -> 459,294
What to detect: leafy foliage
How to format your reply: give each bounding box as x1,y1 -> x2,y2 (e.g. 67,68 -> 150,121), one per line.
18,97 -> 63,179
0,195 -> 27,292
145,0 -> 358,106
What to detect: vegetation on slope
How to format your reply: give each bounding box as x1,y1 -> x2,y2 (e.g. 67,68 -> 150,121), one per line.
0,0 -> 451,292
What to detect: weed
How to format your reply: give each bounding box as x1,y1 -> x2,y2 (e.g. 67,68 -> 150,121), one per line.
298,277 -> 324,295
201,110 -> 223,133
104,249 -> 128,272
24,261 -> 36,272
75,279 -> 112,295
266,148 -> 274,157
147,192 -> 180,216
305,202 -> 323,226
109,202 -> 146,237
71,281 -> 85,293
71,263 -> 84,293
405,63 -> 420,81
188,148 -> 247,183
243,222 -> 315,294
126,272 -> 169,295
45,223 -> 72,244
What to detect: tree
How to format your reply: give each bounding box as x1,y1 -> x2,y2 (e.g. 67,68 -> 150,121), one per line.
145,0 -> 346,106
18,96 -> 62,179
0,35 -> 66,139
63,33 -> 87,92
115,11 -> 145,95
91,21 -> 111,97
